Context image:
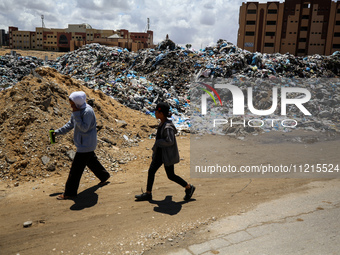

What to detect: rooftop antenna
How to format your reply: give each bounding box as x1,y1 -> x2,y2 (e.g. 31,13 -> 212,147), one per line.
41,15 -> 45,28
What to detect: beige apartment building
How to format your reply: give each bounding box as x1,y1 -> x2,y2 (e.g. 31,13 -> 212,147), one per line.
9,23 -> 153,52
237,0 -> 340,56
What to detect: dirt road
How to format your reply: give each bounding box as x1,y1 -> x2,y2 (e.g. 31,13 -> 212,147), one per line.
1,130 -> 339,254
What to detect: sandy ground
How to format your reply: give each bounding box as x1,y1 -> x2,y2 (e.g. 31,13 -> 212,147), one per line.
1,130 -> 339,255
0,47 -> 65,60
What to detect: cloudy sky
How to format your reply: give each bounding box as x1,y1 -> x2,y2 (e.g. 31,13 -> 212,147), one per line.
0,0 -> 278,49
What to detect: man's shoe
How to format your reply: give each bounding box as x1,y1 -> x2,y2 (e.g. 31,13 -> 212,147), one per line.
184,185 -> 195,201
135,192 -> 152,201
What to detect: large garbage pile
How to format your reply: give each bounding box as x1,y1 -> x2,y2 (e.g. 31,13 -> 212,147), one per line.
0,67 -> 157,181
0,54 -> 44,89
49,40 -> 340,134
1,39 -> 340,135
50,44 -> 193,121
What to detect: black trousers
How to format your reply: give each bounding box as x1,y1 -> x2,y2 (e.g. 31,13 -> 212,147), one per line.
64,151 -> 110,196
146,150 -> 187,192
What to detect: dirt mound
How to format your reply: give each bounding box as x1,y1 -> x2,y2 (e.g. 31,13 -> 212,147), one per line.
0,67 -> 158,182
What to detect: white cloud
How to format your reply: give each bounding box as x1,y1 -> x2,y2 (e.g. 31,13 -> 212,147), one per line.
199,10 -> 216,26
76,0 -> 132,11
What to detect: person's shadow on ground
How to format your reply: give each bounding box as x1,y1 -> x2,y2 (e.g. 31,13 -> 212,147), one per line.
50,182 -> 109,211
149,195 -> 196,215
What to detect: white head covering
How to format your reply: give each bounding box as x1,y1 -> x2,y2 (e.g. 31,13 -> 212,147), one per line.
69,91 -> 86,109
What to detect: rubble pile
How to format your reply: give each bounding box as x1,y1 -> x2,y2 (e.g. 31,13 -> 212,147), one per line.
0,67 -> 157,181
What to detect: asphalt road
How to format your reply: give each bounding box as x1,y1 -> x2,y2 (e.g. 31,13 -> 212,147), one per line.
166,179 -> 340,255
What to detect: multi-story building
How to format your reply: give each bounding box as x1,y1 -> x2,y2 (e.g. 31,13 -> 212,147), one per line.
9,23 -> 153,52
237,0 -> 340,56
0,29 -> 8,46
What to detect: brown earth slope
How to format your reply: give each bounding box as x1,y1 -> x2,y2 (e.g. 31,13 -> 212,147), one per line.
0,66 -> 157,182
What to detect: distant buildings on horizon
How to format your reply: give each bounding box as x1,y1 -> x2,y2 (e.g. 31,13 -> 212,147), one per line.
1,23 -> 153,52
3,0 -> 340,56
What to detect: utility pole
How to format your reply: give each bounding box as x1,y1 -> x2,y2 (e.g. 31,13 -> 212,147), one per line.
145,18 -> 150,32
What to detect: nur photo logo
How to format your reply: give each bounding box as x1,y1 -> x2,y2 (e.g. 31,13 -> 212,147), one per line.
192,78 -> 313,130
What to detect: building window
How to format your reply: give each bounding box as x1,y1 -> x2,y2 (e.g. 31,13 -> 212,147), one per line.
264,43 -> 274,47
299,38 -> 307,42
246,20 -> 256,25
247,9 -> 256,14
303,4 -> 311,9
266,32 -> 275,36
297,49 -> 305,53
336,21 -> 340,25
302,15 -> 309,19
301,27 -> 308,31
267,20 -> 276,25
337,9 -> 340,14
245,31 -> 255,36
268,9 -> 277,14
334,32 -> 340,37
